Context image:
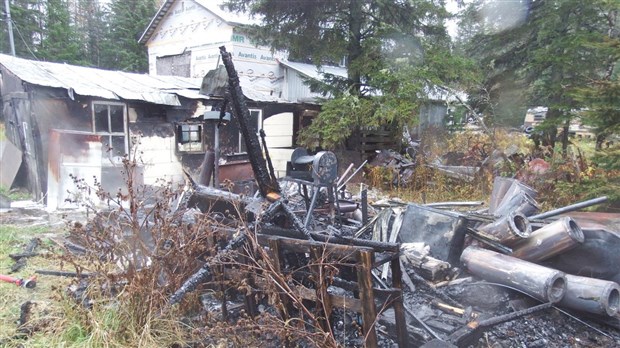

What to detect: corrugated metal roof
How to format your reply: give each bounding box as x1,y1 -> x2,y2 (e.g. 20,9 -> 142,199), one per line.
278,60 -> 347,80
0,54 -> 205,106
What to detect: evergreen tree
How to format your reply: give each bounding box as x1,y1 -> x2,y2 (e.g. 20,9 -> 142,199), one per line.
73,0 -> 109,67
460,0 -> 619,153
100,0 -> 157,72
224,0 -> 474,149
0,0 -> 44,58
37,0 -> 86,65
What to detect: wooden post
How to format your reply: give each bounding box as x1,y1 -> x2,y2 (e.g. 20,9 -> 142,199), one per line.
241,255 -> 257,318
311,246 -> 333,332
390,258 -> 409,348
218,264 -> 228,321
357,250 -> 378,348
268,237 -> 292,320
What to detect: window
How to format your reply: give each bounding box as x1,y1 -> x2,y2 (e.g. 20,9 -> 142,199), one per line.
92,102 -> 127,160
177,123 -> 204,153
238,109 -> 262,153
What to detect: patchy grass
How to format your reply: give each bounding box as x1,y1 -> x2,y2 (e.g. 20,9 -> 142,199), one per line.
0,224 -> 69,347
0,186 -> 32,201
0,220 -> 194,347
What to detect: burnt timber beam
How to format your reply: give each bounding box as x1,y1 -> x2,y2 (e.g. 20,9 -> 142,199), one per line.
219,46 -> 280,198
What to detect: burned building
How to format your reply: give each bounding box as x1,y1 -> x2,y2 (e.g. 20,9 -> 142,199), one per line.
0,54 -> 213,209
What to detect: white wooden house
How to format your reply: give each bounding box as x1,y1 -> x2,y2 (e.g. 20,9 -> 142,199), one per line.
140,0 -> 347,177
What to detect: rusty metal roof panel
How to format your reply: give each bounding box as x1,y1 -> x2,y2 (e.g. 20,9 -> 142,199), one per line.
0,54 -> 204,106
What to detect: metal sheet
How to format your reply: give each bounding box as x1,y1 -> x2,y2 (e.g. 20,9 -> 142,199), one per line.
278,60 -> 347,80
0,139 -> 22,188
0,54 -> 204,106
398,203 -> 468,264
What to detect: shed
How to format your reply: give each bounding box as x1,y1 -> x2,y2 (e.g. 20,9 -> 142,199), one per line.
0,54 -> 208,209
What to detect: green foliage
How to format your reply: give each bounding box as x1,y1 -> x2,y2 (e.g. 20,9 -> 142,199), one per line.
75,0 -> 111,67
460,0 -> 620,146
298,94 -> 371,149
0,0 -> 155,72
0,0 -> 43,58
100,0 -> 158,72
37,0 -> 87,65
225,0 -> 475,149
0,185 -> 30,200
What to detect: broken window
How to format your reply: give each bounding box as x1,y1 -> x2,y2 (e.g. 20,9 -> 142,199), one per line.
238,109 -> 262,153
176,123 -> 204,153
92,102 -> 128,160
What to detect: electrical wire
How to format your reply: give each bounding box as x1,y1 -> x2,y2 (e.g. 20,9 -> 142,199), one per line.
9,18 -> 39,60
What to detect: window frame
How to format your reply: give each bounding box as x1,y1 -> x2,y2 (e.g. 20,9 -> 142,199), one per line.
176,121 -> 205,153
91,101 -> 128,162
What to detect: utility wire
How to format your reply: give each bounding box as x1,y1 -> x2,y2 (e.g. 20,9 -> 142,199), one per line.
9,18 -> 38,60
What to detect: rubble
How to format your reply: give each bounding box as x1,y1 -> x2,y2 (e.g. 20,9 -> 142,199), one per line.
2,45 -> 619,348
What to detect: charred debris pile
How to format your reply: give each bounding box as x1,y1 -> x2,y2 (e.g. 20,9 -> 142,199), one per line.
21,47 -> 620,347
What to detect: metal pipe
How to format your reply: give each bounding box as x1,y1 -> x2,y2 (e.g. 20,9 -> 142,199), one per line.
489,177 -> 516,214
198,151 -> 215,186
478,211 -> 531,245
559,275 -> 620,317
214,125 -> 220,188
337,160 -> 367,191
424,201 -> 485,208
511,217 -> 584,262
460,246 -> 567,303
494,191 -> 540,218
336,163 -> 355,187
529,196 -> 608,221
494,181 -> 538,216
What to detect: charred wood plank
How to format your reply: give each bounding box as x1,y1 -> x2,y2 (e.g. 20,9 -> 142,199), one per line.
357,250 -> 379,348
219,46 -> 279,198
169,233 -> 247,305
390,257 -> 409,348
9,238 -> 40,273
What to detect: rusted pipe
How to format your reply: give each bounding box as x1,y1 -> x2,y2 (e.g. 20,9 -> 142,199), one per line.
460,246 -> 567,303
559,275 -> 620,317
511,217 -> 584,262
529,196 -> 608,221
478,211 -> 531,245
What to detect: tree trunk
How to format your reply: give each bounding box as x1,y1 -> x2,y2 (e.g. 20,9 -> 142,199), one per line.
347,0 -> 363,96
542,107 -> 559,150
561,119 -> 570,157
